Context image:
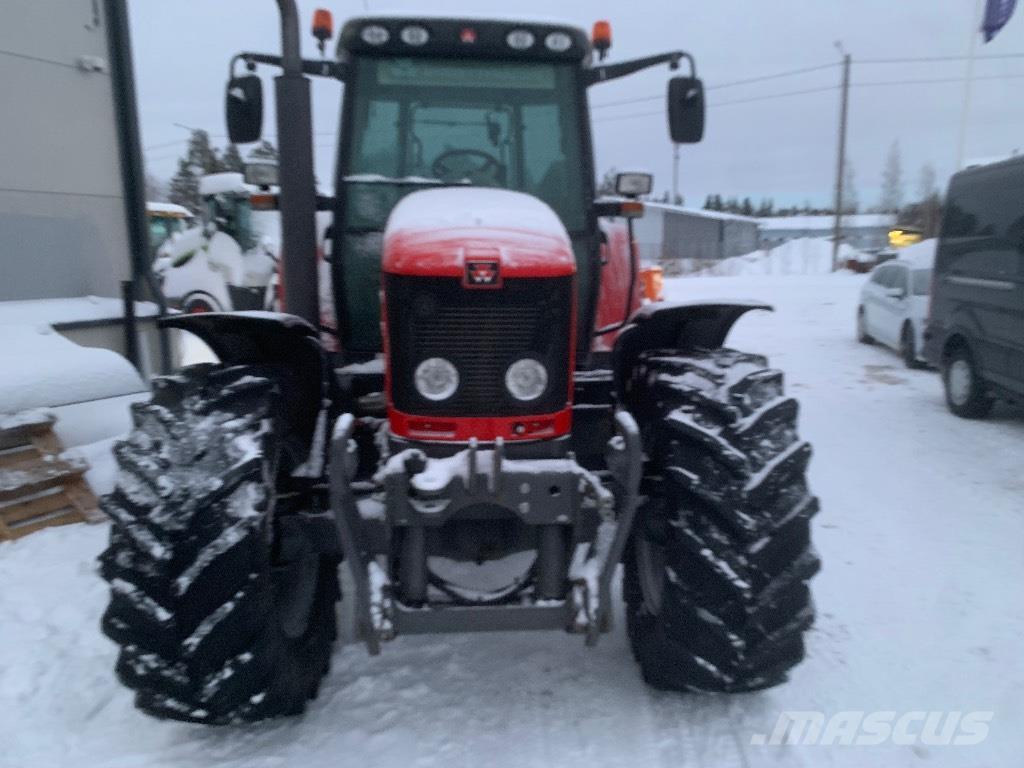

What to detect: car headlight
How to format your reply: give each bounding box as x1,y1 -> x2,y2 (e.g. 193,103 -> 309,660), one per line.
414,357 -> 458,401
505,358 -> 548,401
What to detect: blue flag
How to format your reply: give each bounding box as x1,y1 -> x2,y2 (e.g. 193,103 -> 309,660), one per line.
982,0 -> 1017,42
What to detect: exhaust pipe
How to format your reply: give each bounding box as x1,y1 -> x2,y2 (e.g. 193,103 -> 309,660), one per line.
273,0 -> 319,327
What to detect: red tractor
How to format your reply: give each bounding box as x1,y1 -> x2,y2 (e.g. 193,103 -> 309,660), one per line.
100,5 -> 819,723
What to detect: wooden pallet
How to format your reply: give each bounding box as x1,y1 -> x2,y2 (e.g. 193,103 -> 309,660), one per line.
0,411 -> 101,541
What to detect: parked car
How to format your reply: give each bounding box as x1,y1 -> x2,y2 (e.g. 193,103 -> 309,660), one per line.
923,156 -> 1024,417
857,258 -> 932,367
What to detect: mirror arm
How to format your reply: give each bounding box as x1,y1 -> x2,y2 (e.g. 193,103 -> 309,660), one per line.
585,50 -> 695,86
231,52 -> 347,82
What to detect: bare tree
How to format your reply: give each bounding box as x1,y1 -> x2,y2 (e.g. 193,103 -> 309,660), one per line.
880,140 -> 903,213
917,163 -> 938,201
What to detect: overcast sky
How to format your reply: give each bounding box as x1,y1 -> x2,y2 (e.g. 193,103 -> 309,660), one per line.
131,0 -> 1024,209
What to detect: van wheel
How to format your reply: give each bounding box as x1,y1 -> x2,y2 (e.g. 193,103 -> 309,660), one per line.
900,323 -> 920,369
856,307 -> 873,344
943,344 -> 993,418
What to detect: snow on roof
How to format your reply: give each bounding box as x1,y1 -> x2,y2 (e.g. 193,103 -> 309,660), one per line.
758,213 -> 896,231
198,172 -> 253,197
0,297 -> 159,327
642,202 -> 761,224
385,187 -> 569,238
146,202 -> 192,217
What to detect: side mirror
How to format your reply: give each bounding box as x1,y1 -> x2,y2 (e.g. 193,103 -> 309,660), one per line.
885,286 -> 906,299
668,76 -> 705,144
225,75 -> 263,144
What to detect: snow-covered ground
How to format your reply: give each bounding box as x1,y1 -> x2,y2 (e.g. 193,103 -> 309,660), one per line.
2,273 -> 1022,768
699,237 -> 864,277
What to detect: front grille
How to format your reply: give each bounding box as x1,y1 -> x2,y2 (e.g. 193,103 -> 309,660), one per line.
386,275 -> 573,416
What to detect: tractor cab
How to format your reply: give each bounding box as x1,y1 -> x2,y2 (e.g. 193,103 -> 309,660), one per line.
225,15 -> 705,364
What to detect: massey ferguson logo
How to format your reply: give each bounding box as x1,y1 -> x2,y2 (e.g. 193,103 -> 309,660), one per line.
464,259 -> 501,288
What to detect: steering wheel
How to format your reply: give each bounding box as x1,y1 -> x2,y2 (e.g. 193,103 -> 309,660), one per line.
431,149 -> 506,184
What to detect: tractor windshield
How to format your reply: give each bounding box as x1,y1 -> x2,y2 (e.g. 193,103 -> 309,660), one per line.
343,57 -> 586,232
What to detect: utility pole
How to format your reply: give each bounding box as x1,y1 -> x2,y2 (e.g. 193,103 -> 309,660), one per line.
672,143 -> 680,204
831,46 -> 851,272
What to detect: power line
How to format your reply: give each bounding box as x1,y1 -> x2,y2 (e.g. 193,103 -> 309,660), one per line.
852,73 -> 1024,87
592,71 -> 1024,124
593,84 -> 839,123
591,53 -> 1024,112
592,62 -> 838,110
858,52 -> 1024,64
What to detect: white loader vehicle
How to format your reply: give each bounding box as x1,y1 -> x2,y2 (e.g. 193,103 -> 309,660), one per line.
154,172 -> 279,314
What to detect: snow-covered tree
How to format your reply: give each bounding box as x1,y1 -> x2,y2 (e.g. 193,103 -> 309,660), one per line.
185,129 -> 224,175
880,140 -> 903,213
145,174 -> 167,202
596,167 -> 618,196
167,158 -> 200,213
917,163 -> 938,201
221,143 -> 245,173
249,139 -> 278,163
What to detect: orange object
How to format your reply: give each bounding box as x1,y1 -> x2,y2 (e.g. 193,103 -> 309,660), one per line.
592,20 -> 612,59
619,200 -> 644,218
249,192 -> 279,211
312,9 -> 334,42
639,266 -> 664,302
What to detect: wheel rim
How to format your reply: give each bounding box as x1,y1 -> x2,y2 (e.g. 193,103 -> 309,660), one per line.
635,536 -> 665,616
948,358 -> 973,405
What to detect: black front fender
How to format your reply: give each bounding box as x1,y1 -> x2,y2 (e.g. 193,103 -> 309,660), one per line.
161,311 -> 332,468
612,300 -> 772,397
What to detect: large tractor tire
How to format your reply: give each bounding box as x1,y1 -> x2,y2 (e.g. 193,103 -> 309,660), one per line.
99,364 -> 339,724
624,348 -> 820,692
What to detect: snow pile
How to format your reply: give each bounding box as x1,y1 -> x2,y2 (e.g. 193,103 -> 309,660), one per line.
700,237 -> 863,277
0,296 -> 159,327
896,238 -> 937,269
0,325 -> 145,414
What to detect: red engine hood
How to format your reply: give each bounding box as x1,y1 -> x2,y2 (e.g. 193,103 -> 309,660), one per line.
384,227 -> 576,279
382,188 -> 576,279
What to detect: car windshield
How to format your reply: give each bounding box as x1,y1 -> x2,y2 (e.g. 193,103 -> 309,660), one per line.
344,57 -> 586,232
911,268 -> 931,295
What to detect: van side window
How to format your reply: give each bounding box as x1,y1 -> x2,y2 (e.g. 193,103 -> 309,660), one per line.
939,172 -> 1024,280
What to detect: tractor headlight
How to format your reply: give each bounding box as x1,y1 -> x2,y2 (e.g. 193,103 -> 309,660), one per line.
505,358 -> 548,402
414,357 -> 459,401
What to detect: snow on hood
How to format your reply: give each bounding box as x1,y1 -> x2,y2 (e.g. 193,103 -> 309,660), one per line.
385,188 -> 569,240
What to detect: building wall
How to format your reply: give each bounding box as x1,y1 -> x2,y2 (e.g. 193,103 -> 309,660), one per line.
632,206 -> 760,267
0,0 -> 130,301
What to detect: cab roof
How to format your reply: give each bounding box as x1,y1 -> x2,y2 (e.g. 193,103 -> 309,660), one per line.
338,16 -> 591,63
